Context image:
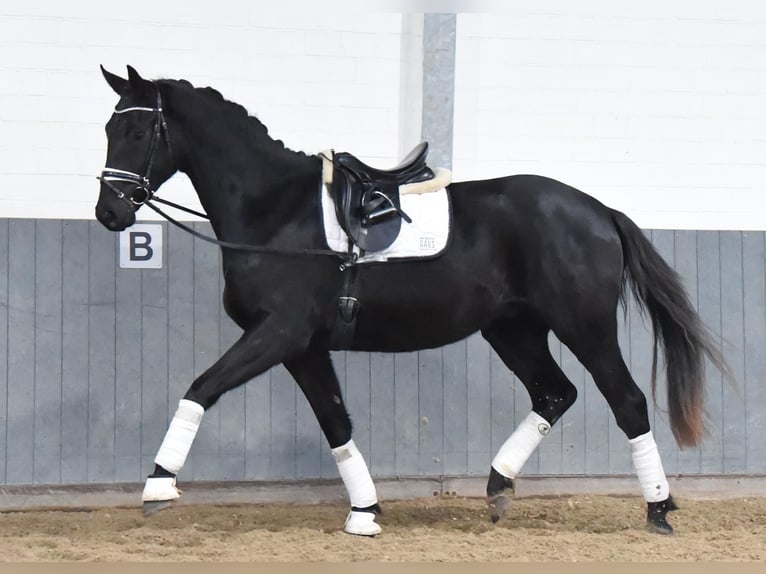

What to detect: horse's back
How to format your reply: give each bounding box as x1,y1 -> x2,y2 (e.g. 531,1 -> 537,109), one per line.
447,173 -> 626,314
449,173 -> 615,227
449,173 -> 621,254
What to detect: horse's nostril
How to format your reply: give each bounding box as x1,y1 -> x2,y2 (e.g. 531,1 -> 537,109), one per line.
96,208 -> 124,231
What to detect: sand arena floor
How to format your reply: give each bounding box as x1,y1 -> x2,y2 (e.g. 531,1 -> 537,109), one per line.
0,495 -> 765,561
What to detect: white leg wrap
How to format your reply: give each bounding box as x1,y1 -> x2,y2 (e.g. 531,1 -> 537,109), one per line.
154,399 -> 205,475
331,439 -> 378,508
491,411 -> 551,479
629,430 -> 670,502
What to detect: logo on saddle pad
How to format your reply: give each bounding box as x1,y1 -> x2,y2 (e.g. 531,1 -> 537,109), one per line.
419,236 -> 437,250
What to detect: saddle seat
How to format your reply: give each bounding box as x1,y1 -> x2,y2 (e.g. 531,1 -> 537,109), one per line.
328,142 -> 436,253
334,141 -> 433,186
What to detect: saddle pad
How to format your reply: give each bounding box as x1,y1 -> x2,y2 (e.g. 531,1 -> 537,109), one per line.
321,183 -> 451,264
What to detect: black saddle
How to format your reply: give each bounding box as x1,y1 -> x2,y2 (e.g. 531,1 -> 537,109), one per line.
330,142 -> 435,252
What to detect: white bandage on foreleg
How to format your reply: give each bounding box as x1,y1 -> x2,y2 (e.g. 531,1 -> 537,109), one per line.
492,411 -> 551,479
331,439 -> 378,508
629,430 -> 670,502
154,399 -> 205,474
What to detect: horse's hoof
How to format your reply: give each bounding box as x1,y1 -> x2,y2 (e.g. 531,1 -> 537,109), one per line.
646,497 -> 676,535
486,467 -> 514,523
143,499 -> 174,517
646,517 -> 674,535
344,510 -> 381,536
487,494 -> 511,523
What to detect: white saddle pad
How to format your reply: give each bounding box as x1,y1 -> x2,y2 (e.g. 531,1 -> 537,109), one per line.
321,184 -> 451,264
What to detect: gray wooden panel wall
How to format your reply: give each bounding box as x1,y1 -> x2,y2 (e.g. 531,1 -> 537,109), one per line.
0,218 -> 765,486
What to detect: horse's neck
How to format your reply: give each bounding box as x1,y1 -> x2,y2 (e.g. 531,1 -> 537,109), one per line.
171,108 -> 321,243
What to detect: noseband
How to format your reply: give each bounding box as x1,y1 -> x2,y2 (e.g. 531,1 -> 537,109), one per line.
97,84 -> 173,212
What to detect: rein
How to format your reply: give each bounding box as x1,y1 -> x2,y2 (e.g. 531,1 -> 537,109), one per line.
98,83 -> 348,265
144,198 -> 350,261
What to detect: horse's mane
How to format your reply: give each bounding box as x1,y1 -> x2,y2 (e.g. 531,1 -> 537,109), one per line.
157,78 -> 312,160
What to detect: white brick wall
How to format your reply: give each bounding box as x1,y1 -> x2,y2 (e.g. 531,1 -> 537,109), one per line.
454,3 -> 766,230
0,3 -> 406,219
6,2 -> 766,229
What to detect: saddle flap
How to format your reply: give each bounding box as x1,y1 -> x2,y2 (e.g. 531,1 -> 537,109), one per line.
331,170 -> 403,252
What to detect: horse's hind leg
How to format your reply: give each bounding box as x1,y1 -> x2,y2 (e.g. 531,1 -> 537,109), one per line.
284,347 -> 381,536
558,317 -> 678,534
481,313 -> 579,523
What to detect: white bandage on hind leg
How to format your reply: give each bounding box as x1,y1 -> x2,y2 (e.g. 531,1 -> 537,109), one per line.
492,411 -> 551,479
331,439 -> 378,508
629,430 -> 670,502
154,399 -> 205,474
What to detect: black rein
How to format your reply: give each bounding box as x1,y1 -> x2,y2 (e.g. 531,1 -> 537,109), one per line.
144,199 -> 346,260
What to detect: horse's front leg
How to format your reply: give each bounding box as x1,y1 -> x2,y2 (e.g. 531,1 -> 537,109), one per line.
284,347 -> 381,536
142,322 -> 305,515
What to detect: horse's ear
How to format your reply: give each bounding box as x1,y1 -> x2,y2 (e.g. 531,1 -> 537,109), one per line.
126,65 -> 151,94
101,65 -> 128,95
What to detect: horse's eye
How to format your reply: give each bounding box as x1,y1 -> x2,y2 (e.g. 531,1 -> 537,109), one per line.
133,129 -> 146,140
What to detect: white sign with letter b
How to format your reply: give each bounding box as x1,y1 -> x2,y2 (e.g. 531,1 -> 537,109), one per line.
119,223 -> 163,269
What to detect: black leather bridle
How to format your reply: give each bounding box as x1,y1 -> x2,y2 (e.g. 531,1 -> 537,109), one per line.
97,84 -> 177,213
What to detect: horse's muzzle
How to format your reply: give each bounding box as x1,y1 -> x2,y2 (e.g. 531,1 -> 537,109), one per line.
95,204 -> 135,231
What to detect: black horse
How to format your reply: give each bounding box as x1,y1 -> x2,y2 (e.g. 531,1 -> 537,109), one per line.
95,66 -> 729,536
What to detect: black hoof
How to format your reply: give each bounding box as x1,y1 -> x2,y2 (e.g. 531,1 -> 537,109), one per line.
486,467 -> 514,523
647,516 -> 673,535
646,496 -> 677,535
143,500 -> 174,517
488,495 -> 511,523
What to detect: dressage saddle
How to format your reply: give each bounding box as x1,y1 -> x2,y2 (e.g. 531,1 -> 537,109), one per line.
330,141 -> 435,252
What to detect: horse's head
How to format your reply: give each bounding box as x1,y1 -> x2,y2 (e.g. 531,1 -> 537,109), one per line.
96,65 -> 176,231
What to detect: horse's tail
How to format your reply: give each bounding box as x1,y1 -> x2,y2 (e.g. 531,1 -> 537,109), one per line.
611,209 -> 732,447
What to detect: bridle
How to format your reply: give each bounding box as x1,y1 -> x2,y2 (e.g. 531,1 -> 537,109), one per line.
97,83 -> 347,264
98,84 -> 176,213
